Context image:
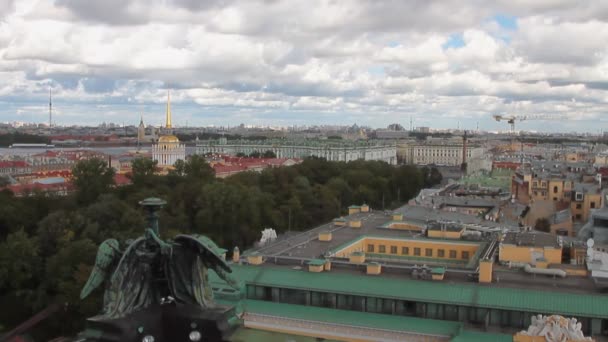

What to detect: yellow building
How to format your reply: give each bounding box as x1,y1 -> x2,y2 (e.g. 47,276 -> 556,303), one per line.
381,220 -> 424,232
479,259 -> 493,283
426,223 -> 464,239
334,236 -> 480,264
348,205 -> 361,215
499,231 -> 562,265
570,183 -> 602,222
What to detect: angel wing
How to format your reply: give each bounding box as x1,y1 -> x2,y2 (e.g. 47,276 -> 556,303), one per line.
80,239 -> 120,300
103,237 -> 157,318
166,234 -> 239,307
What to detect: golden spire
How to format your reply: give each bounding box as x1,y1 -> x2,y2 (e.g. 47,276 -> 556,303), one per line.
165,90 -> 172,129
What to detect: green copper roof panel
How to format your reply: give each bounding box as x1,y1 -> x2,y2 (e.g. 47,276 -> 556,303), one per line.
431,267 -> 446,274
231,328 -> 342,342
217,264 -> 608,319
242,300 -> 462,336
450,331 -> 512,342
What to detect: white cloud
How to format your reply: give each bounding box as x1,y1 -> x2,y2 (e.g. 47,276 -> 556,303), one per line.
0,0 -> 607,131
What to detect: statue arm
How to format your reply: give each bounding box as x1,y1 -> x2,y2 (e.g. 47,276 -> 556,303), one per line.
145,228 -> 172,254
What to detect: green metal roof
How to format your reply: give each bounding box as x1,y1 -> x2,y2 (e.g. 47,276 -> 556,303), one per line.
241,299 -> 462,337
222,299 -> 513,341
431,267 -> 446,274
231,328 -> 342,342
450,330 -> 512,342
218,264 -> 608,319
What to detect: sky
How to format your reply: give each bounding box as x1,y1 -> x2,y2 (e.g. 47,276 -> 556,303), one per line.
1,1 -> 608,132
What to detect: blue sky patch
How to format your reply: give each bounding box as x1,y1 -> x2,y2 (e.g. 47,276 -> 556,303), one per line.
442,33 -> 465,49
493,14 -> 517,30
367,65 -> 385,76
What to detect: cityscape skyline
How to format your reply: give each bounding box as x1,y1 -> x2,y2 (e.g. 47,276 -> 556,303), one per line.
1,1 -> 608,132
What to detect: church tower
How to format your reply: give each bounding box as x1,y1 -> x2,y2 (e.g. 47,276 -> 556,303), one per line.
137,114 -> 145,144
152,90 -> 186,168
165,90 -> 172,129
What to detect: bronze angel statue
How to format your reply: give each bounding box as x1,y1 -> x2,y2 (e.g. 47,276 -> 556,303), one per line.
80,197 -> 240,319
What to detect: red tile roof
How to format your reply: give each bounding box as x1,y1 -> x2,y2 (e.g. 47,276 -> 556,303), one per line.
113,174 -> 131,186
0,161 -> 29,168
213,164 -> 248,174
5,182 -> 72,195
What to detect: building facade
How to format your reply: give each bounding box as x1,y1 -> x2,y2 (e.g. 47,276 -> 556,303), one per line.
195,137 -> 397,165
398,139 -> 485,167
152,91 -> 185,167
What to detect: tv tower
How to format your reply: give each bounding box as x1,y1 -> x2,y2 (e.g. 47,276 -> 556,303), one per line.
49,87 -> 52,128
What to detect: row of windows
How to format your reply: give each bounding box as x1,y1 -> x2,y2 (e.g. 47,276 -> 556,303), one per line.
246,285 -> 601,335
367,244 -> 470,259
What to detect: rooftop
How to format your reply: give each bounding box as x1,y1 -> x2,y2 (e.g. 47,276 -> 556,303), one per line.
215,264 -> 608,319
502,231 -> 562,249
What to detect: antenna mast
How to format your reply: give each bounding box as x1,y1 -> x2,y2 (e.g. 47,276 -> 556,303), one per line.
49,87 -> 52,128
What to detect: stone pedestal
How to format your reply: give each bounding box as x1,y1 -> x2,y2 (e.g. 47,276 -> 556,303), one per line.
78,303 -> 240,342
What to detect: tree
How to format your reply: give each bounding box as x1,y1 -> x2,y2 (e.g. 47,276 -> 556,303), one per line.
535,218 -> 551,233
0,229 -> 41,331
249,151 -> 261,158
72,158 -> 115,205
262,150 -> 276,158
421,166 -> 443,188
184,155 -> 215,182
0,229 -> 40,293
130,157 -> 157,185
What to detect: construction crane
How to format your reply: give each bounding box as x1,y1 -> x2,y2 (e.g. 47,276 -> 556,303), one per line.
492,113 -> 564,151
492,114 -> 563,133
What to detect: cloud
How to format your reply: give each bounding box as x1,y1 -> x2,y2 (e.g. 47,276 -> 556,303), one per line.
0,0 -> 607,131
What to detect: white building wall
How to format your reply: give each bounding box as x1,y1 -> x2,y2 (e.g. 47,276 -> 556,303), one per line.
152,142 -> 186,166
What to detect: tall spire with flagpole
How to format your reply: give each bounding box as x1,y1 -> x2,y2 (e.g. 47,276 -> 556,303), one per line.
165,90 -> 172,129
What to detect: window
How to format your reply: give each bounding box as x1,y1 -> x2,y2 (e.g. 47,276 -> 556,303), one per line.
390,246 -> 397,254
379,245 -> 386,253
576,204 -> 582,209
425,248 -> 433,257
402,247 -> 409,255
438,249 -> 445,257
553,186 -> 558,194
449,250 -> 457,258
414,248 -> 421,256
591,202 -> 596,209
462,251 -> 470,259
553,197 -> 558,201
576,214 -> 582,220
367,244 -> 374,253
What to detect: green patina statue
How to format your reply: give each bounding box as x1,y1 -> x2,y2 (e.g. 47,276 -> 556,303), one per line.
80,197 -> 240,319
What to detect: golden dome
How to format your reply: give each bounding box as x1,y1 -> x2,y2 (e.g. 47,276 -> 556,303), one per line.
158,135 -> 180,143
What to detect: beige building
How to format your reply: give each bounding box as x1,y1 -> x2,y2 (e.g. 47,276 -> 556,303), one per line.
398,138 -> 485,167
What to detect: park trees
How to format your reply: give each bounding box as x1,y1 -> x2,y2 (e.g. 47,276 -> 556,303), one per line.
72,157 -> 115,205
0,156 -> 430,339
